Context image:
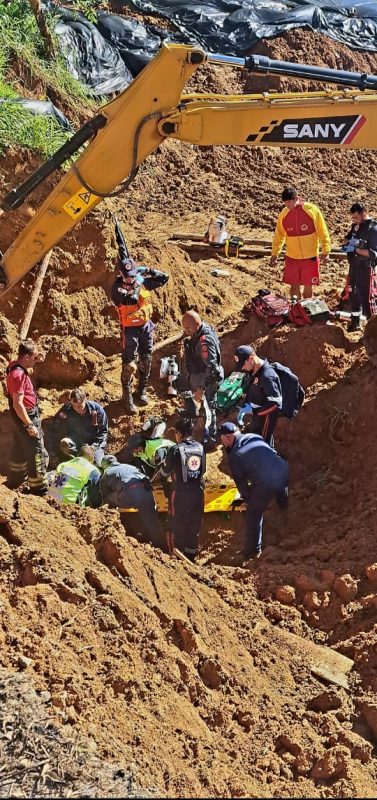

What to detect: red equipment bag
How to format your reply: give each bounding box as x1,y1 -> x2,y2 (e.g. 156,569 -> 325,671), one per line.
246,289 -> 290,328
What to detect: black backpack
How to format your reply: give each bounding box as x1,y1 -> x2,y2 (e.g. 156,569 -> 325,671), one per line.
271,362 -> 305,419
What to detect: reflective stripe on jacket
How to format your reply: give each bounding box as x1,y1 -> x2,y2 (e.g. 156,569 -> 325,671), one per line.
48,457 -> 100,505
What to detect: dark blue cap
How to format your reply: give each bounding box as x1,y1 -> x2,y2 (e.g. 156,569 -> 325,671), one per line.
234,345 -> 253,368
218,422 -> 239,436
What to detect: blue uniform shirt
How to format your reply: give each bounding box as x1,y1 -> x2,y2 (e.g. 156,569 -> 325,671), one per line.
54,400 -> 108,452
226,432 -> 288,501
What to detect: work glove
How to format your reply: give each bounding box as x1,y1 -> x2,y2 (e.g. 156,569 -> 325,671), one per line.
341,237 -> 360,253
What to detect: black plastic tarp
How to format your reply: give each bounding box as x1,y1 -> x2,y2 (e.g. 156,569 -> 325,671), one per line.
45,0 -> 377,96
119,0 -> 377,55
52,7 -> 133,95
0,98 -> 71,129
120,0 -> 377,53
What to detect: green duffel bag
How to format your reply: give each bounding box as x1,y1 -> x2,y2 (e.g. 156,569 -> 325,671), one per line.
216,371 -> 245,412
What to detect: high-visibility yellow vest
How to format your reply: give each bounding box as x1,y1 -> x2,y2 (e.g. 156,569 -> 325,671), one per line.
48,457 -> 99,505
139,438 -> 174,468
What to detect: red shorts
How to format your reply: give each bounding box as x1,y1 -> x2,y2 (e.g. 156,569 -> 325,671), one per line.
283,256 -> 320,287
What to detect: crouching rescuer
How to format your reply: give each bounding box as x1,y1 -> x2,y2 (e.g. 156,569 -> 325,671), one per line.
99,454 -> 165,550
6,338 -> 49,495
111,218 -> 169,414
219,422 -> 289,560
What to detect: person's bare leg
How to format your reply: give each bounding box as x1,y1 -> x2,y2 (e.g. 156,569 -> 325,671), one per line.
290,284 -> 301,300
303,284 -> 313,299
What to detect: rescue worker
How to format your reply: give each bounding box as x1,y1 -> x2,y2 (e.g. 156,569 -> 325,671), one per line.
99,454 -> 165,549
234,345 -> 282,446
182,310 -> 224,450
6,338 -> 49,495
218,422 -> 289,560
161,418 -> 205,562
341,201 -> 377,331
111,229 -> 169,414
270,186 -> 331,300
124,417 -> 174,479
47,444 -> 101,506
53,388 -> 108,466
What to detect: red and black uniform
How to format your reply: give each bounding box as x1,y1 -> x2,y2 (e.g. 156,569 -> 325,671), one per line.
346,218 -> 377,319
161,438 -> 205,560
184,322 -> 224,444
244,359 -> 282,446
6,361 -> 48,493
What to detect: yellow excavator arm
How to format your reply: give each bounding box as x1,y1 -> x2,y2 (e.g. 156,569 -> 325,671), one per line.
2,43 -> 377,293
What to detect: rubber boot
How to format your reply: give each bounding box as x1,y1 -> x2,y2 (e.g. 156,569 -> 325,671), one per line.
135,354 -> 152,406
121,363 -> 137,415
347,313 -> 361,332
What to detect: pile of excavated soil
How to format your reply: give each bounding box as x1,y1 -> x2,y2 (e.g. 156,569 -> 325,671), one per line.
0,25 -> 377,798
0,487 -> 376,798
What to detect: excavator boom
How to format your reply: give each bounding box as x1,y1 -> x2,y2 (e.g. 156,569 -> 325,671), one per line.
2,42 -> 377,294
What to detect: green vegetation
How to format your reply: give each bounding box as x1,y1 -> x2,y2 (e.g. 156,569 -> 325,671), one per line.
0,0 -> 94,156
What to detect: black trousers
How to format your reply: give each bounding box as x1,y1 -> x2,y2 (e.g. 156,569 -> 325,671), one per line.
248,410 -> 279,447
349,260 -> 375,318
169,485 -> 204,556
119,483 -> 166,551
8,408 -> 49,494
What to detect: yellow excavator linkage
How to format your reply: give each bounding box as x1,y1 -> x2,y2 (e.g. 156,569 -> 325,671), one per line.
2,42 -> 377,292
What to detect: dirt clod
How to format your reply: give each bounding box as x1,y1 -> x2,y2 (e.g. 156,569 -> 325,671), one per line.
308,691 -> 342,712
333,574 -> 358,603
364,563 -> 377,582
311,746 -> 349,783
275,584 -> 296,604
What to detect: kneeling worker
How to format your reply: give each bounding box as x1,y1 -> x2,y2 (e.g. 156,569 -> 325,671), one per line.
99,455 -> 165,550
160,418 -> 205,562
47,443 -> 101,507
124,417 -> 174,480
53,388 -> 108,467
218,422 -> 288,560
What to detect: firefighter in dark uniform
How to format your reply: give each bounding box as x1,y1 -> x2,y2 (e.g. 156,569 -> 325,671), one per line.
52,388 -> 108,467
342,201 -> 377,331
234,345 -> 282,446
182,310 -> 224,450
6,338 -> 49,494
161,418 -> 205,562
111,222 -> 169,414
219,422 -> 289,560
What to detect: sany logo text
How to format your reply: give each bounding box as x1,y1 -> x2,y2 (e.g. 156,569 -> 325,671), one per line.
283,122 -> 345,139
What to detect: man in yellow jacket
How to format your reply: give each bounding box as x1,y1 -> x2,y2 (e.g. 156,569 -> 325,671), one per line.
270,186 -> 331,299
